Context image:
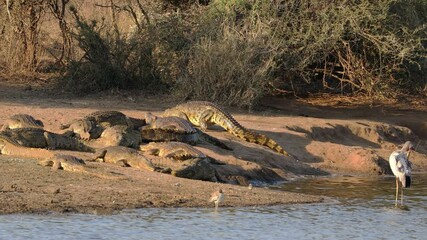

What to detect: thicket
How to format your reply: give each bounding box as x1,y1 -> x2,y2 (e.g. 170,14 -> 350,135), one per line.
0,0 -> 425,107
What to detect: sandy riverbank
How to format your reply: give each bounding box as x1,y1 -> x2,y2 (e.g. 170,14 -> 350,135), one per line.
0,81 -> 425,214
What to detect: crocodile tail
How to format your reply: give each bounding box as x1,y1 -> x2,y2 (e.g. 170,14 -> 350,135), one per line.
76,142 -> 96,153
59,123 -> 70,130
204,102 -> 289,156
197,130 -> 232,150
231,128 -> 289,156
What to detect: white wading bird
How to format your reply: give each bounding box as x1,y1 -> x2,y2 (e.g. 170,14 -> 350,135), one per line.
389,141 -> 415,206
209,189 -> 224,210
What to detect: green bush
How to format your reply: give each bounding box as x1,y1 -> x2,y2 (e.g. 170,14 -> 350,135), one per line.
171,0 -> 426,106
18,0 -> 424,106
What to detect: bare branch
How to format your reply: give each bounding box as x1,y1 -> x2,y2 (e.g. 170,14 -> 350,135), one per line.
135,0 -> 150,25
5,0 -> 13,21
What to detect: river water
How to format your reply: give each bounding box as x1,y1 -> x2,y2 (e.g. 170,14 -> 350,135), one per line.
1,174 -> 426,240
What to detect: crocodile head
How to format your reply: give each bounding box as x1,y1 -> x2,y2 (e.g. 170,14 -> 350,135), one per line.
0,134 -> 20,154
144,112 -> 158,125
69,119 -> 95,140
172,158 -> 217,181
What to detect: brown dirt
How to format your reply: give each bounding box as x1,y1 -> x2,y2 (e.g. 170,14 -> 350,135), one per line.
0,79 -> 426,214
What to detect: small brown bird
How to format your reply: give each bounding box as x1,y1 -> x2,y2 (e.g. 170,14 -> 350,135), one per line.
209,189 -> 224,210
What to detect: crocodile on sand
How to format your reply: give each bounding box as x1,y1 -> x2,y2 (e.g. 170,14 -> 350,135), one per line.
85,125 -> 142,149
92,146 -> 165,172
141,112 -> 231,150
0,133 -> 56,159
171,157 -> 218,182
39,154 -> 126,179
1,114 -> 44,131
140,141 -> 220,181
163,101 -> 290,156
140,141 -> 208,160
1,127 -> 94,152
60,111 -> 146,140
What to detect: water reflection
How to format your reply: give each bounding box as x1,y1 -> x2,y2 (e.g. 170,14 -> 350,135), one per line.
274,173 -> 427,210
0,174 -> 426,239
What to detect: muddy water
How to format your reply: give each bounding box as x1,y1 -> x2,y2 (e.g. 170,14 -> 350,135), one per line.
1,174 -> 426,240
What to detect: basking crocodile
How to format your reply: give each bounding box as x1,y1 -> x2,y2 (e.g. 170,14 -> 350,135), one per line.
140,141 -> 207,160
1,114 -> 44,131
0,133 -> 56,159
171,157 -> 218,182
92,146 -> 164,172
1,127 -> 94,152
140,113 -> 231,150
86,125 -> 142,149
163,101 -> 289,156
140,141 -> 220,181
60,110 -> 146,140
39,154 -> 125,179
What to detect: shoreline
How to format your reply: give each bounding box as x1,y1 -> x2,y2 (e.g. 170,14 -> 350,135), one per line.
0,86 -> 426,214
0,156 -> 323,215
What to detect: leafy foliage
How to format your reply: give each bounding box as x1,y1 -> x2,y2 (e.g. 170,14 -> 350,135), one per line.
173,0 -> 426,106
0,0 -> 425,106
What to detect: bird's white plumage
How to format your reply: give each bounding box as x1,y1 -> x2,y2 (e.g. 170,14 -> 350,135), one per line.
389,141 -> 414,206
389,151 -> 412,187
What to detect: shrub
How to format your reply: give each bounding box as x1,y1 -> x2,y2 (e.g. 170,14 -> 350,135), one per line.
62,5 -> 163,94
172,0 -> 426,106
172,1 -> 280,108
1,0 -> 425,107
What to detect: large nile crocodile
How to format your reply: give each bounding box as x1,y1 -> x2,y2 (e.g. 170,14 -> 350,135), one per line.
1,127 -> 94,152
39,154 -> 126,179
140,141 -> 208,160
140,113 -> 231,150
60,110 -> 146,140
0,133 -> 56,159
163,101 -> 289,156
86,125 -> 142,149
92,146 -> 164,172
171,157 -> 218,182
140,141 -> 220,181
1,114 -> 44,131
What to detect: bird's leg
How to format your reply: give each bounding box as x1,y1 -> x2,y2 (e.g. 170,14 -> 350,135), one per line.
401,187 -> 404,206
395,177 -> 399,207
215,202 -> 219,211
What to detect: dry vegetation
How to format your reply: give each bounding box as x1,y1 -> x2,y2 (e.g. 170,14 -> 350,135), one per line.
0,0 -> 426,107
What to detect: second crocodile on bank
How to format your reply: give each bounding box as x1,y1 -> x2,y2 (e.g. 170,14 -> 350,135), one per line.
60,111 -> 146,140
140,112 -> 231,150
1,127 -> 95,152
92,146 -> 163,172
39,154 -> 126,179
163,101 -> 290,156
1,114 -> 44,131
140,141 -> 219,182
